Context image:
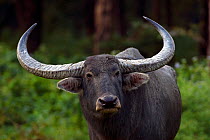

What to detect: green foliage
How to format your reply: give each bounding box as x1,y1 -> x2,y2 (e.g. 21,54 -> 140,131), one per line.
41,28 -> 92,62
0,43 -> 209,140
0,44 -> 88,140
175,58 -> 210,140
172,27 -> 200,61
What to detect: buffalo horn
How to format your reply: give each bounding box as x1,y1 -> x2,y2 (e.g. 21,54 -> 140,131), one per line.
118,16 -> 175,73
17,23 -> 84,79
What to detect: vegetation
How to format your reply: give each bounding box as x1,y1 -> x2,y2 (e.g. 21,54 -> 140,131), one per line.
0,43 -> 209,140
0,44 -> 88,140
175,58 -> 210,140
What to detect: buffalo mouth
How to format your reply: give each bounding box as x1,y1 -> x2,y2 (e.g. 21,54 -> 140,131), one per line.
96,107 -> 121,114
95,95 -> 121,114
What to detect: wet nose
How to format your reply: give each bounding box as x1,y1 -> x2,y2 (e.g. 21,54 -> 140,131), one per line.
98,95 -> 118,108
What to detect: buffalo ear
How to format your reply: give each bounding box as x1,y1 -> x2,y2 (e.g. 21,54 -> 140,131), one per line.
57,77 -> 82,93
123,72 -> 149,91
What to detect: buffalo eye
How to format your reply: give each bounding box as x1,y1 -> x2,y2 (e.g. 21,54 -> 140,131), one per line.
114,71 -> 120,77
86,72 -> 94,79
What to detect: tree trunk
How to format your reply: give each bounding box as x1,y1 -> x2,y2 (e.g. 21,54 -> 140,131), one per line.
152,0 -> 161,21
117,0 -> 126,36
93,0 -> 125,54
165,0 -> 172,27
207,0 -> 210,66
15,0 -> 42,53
136,0 -> 146,17
84,0 -> 95,35
200,0 -> 208,56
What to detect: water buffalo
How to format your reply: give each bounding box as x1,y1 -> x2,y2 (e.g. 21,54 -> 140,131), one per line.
17,17 -> 181,140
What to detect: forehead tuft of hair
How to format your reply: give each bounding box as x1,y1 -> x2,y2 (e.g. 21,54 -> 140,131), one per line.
85,54 -> 119,67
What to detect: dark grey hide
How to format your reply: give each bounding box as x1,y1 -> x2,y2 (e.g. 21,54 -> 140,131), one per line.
57,48 -> 182,140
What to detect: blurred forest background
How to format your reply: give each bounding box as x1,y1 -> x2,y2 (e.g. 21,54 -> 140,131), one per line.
0,0 -> 210,140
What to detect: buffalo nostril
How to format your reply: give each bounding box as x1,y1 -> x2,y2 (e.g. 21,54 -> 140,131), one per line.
98,96 -> 118,108
99,98 -> 106,105
112,98 -> 117,105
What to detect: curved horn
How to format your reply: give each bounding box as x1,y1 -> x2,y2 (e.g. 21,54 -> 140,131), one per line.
17,23 -> 84,79
118,16 -> 175,73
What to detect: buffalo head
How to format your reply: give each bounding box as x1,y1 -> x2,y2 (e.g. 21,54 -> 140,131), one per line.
16,16 -> 175,117
57,55 -> 149,117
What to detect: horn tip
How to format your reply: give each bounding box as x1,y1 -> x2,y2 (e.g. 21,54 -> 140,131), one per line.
142,16 -> 147,19
31,23 -> 37,29
143,16 -> 152,22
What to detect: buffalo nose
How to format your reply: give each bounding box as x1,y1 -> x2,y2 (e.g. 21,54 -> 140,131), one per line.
98,95 -> 118,108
